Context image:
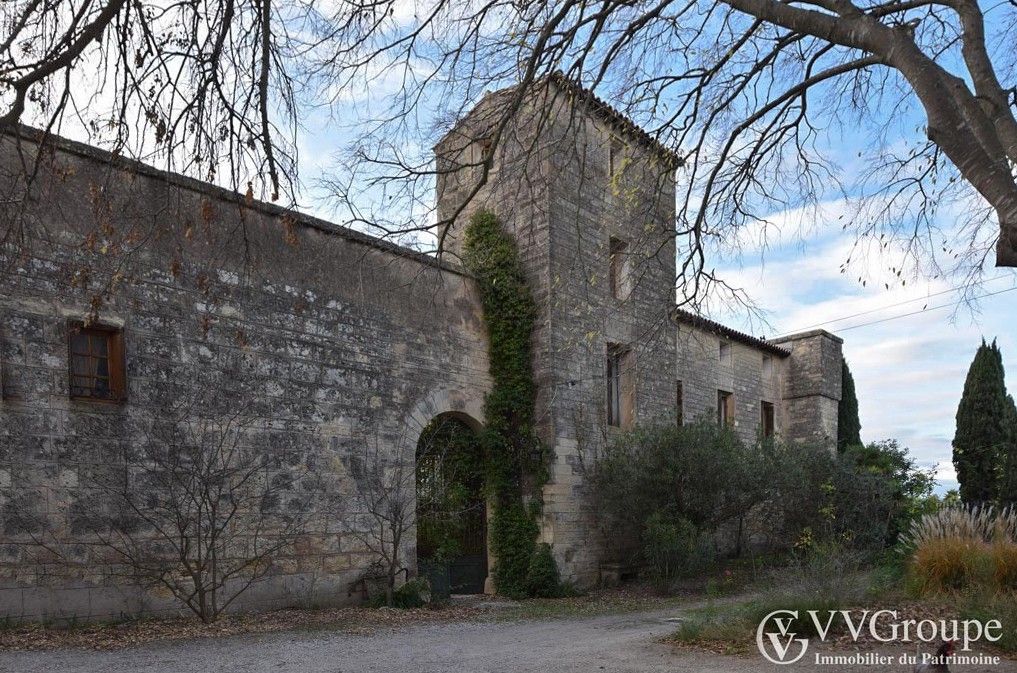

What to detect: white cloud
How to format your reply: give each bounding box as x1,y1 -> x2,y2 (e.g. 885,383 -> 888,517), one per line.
714,201 -> 1017,492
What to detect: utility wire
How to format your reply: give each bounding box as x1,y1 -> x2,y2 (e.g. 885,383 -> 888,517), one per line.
772,273 -> 1014,337
831,285 -> 1017,333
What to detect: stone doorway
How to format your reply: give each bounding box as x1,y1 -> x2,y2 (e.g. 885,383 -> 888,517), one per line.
415,414 -> 487,594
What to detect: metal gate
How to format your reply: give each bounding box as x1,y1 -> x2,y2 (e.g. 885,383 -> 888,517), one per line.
448,503 -> 487,594
416,415 -> 487,595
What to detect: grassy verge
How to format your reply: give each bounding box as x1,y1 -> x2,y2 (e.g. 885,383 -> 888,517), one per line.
668,577 -> 1017,657
494,588 -> 691,622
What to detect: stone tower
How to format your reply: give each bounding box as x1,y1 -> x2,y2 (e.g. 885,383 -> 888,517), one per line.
434,77 -> 680,584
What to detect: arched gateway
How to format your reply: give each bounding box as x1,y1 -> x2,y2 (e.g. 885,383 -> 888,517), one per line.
415,413 -> 488,595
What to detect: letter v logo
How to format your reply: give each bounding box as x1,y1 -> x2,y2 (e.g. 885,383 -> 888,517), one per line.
757,610 -> 810,664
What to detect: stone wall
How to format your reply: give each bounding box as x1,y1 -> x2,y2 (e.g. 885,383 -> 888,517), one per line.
675,322 -> 786,445
436,82 -> 679,585
0,130 -> 491,621
770,330 -> 843,448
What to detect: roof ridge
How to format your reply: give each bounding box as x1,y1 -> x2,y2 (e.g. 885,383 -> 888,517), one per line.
673,308 -> 791,357
546,72 -> 683,167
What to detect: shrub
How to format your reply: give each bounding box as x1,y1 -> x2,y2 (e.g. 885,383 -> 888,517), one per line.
591,422 -> 777,538
526,543 -> 562,598
642,513 -> 712,591
590,423 -> 921,587
903,505 -> 1017,594
909,537 -> 995,592
391,578 -> 431,608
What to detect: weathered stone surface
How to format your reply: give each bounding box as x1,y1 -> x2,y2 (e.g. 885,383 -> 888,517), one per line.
0,130 -> 491,621
0,82 -> 841,621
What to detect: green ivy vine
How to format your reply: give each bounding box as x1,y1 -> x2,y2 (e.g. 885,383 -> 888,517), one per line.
461,209 -> 555,598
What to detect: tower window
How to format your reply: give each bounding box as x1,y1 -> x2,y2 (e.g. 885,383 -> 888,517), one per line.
761,401 -> 775,438
676,381 -> 684,426
719,341 -> 732,366
607,344 -> 635,427
762,355 -> 773,380
609,136 -> 625,177
609,237 -> 631,300
68,322 -> 126,401
717,390 -> 734,427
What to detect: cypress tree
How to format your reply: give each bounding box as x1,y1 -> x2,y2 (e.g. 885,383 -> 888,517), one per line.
837,358 -> 862,452
1000,394 -> 1017,507
953,339 -> 1006,504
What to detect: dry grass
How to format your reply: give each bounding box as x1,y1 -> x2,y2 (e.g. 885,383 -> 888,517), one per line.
994,541 -> 1017,590
905,506 -> 1017,594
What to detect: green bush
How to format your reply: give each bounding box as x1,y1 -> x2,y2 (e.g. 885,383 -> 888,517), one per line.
643,513 -> 712,591
526,543 -> 562,598
590,423 -> 930,588
391,578 -> 431,608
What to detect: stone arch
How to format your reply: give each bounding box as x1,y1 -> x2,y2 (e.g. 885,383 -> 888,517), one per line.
405,389 -> 485,439
411,391 -> 488,595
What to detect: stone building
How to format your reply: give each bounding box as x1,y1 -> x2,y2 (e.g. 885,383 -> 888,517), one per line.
0,77 -> 842,621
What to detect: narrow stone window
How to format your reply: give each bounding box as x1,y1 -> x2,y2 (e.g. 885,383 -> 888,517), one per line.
762,354 -> 773,380
676,380 -> 684,426
607,344 -> 635,427
68,322 -> 126,401
761,401 -> 775,438
717,389 -> 734,427
609,136 -> 625,177
609,237 -> 631,300
718,341 -> 732,366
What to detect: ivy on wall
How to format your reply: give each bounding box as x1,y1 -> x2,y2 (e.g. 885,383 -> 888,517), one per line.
461,209 -> 554,598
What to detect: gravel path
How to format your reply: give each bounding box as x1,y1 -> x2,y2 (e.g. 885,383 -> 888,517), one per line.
2,607 -> 1014,673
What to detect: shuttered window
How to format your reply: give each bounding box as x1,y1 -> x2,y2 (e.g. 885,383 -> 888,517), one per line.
68,322 -> 126,401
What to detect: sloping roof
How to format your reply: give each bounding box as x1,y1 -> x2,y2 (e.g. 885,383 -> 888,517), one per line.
2,124 -> 469,277
673,309 -> 791,357
436,73 -> 684,168
547,72 -> 683,167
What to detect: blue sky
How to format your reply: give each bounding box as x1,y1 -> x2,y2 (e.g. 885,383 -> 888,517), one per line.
285,76 -> 1017,495
710,204 -> 1017,494
31,3 -> 1016,495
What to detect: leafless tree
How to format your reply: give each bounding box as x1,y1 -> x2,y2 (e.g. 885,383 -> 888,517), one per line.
341,427 -> 417,606
85,381 -> 320,623
342,415 -> 480,605
2,0 -> 1016,298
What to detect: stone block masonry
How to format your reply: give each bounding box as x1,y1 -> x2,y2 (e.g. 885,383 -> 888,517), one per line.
0,77 -> 842,621
0,129 -> 490,621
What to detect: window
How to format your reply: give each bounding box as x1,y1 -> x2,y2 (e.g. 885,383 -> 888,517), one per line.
719,341 -> 732,366
676,381 -> 684,426
761,401 -> 775,438
68,322 -> 126,401
609,136 -> 625,177
607,344 -> 635,427
717,390 -> 734,427
762,355 -> 773,380
609,237 -> 631,300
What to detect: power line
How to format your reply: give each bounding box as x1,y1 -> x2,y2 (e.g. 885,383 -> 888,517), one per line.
832,285 -> 1017,333
772,273 -> 1014,337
